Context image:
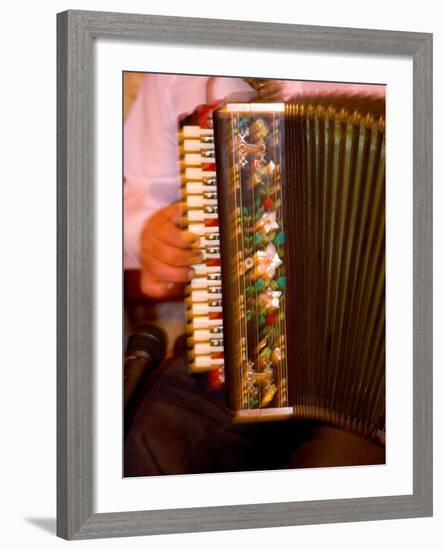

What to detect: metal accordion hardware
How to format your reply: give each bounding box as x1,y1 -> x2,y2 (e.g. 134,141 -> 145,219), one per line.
180,93 -> 386,442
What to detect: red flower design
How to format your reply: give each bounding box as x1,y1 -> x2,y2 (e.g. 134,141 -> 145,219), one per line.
266,313 -> 276,325
263,196 -> 273,210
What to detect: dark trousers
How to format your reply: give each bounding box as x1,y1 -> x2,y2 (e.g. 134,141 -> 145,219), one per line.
124,350 -> 384,477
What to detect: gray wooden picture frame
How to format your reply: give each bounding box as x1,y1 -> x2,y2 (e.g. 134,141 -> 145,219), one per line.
57,9 -> 433,540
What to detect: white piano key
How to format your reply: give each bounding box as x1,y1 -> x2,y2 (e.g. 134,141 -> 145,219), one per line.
184,153 -> 216,166
191,290 -> 209,302
187,210 -> 218,221
194,343 -> 224,355
185,167 -> 216,180
186,196 -> 218,208
188,224 -> 219,236
183,140 -> 214,152
190,277 -> 209,288
192,329 -> 211,342
191,317 -> 223,329
192,356 -> 224,369
193,283 -> 210,297
187,210 -> 205,222
191,334 -> 223,344
182,126 -> 213,138
188,223 -> 205,235
191,291 -> 222,302
192,263 -> 221,275
190,276 -> 222,289
194,354 -> 224,367
191,303 -> 222,315
185,182 -> 217,194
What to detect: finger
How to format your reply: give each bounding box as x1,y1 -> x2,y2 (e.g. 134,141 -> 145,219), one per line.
147,237 -> 203,267
152,216 -> 200,249
157,202 -> 183,223
257,81 -> 287,101
159,202 -> 185,225
144,255 -> 194,284
140,272 -> 173,299
158,203 -> 201,246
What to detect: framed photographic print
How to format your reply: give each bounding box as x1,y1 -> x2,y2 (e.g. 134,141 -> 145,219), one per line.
57,9 -> 433,540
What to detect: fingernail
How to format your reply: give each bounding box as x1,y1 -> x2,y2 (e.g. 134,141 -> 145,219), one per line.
188,269 -> 195,279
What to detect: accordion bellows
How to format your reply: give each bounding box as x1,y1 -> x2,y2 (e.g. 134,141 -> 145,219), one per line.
184,93 -> 385,441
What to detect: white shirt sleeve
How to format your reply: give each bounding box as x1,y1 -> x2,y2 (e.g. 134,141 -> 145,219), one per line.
123,75 -> 183,268
123,74 -> 250,268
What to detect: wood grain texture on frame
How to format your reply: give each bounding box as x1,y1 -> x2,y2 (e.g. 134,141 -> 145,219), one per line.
56,9 -> 433,540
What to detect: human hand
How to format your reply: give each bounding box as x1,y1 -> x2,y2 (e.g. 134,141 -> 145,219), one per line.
139,203 -> 201,299
245,79 -> 294,102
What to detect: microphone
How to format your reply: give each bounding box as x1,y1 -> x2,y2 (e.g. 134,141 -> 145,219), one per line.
124,323 -> 167,414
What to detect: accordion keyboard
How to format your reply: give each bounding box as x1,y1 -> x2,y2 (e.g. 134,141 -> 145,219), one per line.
180,125 -> 225,387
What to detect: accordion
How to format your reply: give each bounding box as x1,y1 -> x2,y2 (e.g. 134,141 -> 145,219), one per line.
180,93 -> 385,441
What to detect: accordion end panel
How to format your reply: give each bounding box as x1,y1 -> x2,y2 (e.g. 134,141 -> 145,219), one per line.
214,104 -> 291,421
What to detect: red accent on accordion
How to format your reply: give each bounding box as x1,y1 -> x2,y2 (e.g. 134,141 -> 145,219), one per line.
198,100 -> 223,129
206,258 -> 221,267
206,367 -> 224,390
209,312 -> 222,320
